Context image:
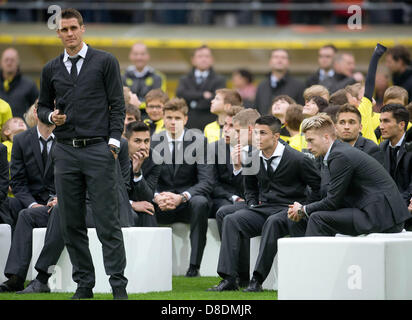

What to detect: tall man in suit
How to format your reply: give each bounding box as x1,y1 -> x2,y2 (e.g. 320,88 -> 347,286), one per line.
305,44 -> 337,88
36,9 -> 127,300
288,114 -> 409,237
151,98 -> 213,277
335,104 -> 383,164
176,45 -> 226,130
208,115 -> 321,292
0,112 -> 56,293
379,104 -> 412,229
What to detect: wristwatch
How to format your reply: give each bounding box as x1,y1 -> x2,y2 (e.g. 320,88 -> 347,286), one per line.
109,145 -> 121,154
180,193 -> 188,203
297,206 -> 305,218
134,170 -> 142,178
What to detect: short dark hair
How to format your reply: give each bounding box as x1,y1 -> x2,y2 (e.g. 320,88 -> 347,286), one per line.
387,45 -> 411,66
145,89 -> 169,105
164,98 -> 189,116
124,121 -> 150,139
336,103 -> 362,123
285,104 -> 304,132
321,44 -> 338,53
380,104 -> 410,132
126,104 -> 141,122
255,115 -> 282,134
329,89 -> 349,106
272,95 -> 296,106
309,96 -> 329,113
61,8 -> 84,25
193,44 -> 211,56
233,69 -> 253,84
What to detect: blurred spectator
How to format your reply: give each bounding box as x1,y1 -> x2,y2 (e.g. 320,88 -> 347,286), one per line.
0,98 -> 12,132
270,94 -> 296,144
1,117 -> 26,162
320,52 -> 360,93
231,69 -> 256,108
329,88 -> 349,106
255,49 -> 305,116
285,103 -> 304,139
302,95 -> 329,118
303,84 -> 330,102
306,44 -> 338,88
122,43 -> 166,117
0,48 -> 38,119
23,102 -> 38,128
374,67 -> 391,112
176,45 -> 226,130
144,89 -> 169,136
385,45 -> 412,103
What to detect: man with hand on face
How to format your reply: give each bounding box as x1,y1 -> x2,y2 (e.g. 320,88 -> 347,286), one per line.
335,104 -> 383,164
125,121 -> 161,227
36,8 -> 127,300
288,114 -> 409,238
151,98 -> 213,277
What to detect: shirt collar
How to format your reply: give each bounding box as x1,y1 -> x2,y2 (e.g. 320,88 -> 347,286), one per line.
319,69 -> 334,78
166,129 -> 185,142
63,42 -> 88,62
390,133 -> 405,148
259,141 -> 285,160
270,74 -> 279,88
323,141 -> 334,162
36,126 -> 55,141
194,69 -> 209,78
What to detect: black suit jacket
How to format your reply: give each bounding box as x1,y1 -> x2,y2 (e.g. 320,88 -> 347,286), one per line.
208,139 -> 244,201
319,72 -> 356,94
244,142 -> 321,207
0,144 -> 12,225
306,140 -> 410,233
176,68 -> 225,129
380,138 -> 412,206
354,135 -> 384,165
151,129 -> 214,197
10,126 -> 55,207
129,148 -> 161,203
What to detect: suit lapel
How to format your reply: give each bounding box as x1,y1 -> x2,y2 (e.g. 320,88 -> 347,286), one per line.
383,141 -> 391,172
395,143 -> 407,171
30,128 -> 44,174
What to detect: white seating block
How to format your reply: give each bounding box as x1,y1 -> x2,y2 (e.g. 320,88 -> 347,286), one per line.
32,227 -> 172,293
249,236 -> 278,290
278,236 -> 412,300
0,224 -> 11,283
162,219 -> 220,276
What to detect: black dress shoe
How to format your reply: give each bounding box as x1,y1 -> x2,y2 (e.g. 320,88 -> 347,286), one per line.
207,279 -> 239,292
112,287 -> 128,300
0,281 -> 24,293
71,287 -> 94,299
16,279 -> 50,294
243,278 -> 263,292
185,266 -> 199,277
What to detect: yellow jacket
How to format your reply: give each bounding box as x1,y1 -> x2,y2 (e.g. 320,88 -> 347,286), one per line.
204,121 -> 223,144
0,98 -> 13,132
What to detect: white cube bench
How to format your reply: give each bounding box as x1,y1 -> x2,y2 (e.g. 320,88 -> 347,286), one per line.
278,236 -> 412,300
0,224 -> 11,283
160,219 -> 221,276
249,236 -> 278,290
31,227 -> 172,293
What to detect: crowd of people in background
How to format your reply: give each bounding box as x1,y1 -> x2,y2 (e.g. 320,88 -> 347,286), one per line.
0,28 -> 412,295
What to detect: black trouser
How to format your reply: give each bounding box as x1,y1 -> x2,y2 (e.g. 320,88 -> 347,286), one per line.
216,202 -> 249,280
209,198 -> 232,219
217,204 -> 285,280
156,195 -> 209,267
53,141 -> 127,289
4,206 -> 50,280
306,208 -> 405,236
253,210 -> 307,283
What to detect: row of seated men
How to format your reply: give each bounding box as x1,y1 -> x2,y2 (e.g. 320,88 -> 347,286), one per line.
0,44 -> 411,294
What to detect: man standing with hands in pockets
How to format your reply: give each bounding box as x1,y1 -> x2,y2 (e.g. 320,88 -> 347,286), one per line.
37,8 -> 127,300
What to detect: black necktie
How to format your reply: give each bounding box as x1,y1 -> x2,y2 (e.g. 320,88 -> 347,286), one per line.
172,140 -> 180,169
40,137 -> 52,168
68,56 -> 81,82
264,157 -> 275,176
389,146 -> 400,177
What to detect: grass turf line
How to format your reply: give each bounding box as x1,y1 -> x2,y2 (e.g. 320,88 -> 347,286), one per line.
0,276 -> 277,300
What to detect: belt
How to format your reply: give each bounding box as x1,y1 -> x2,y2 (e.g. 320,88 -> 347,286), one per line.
57,137 -> 106,148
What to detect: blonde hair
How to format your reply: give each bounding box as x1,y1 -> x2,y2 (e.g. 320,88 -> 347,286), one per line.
345,82 -> 364,98
303,85 -> 330,102
383,86 -> 409,106
24,101 -> 38,128
301,113 -> 336,137
232,108 -> 260,128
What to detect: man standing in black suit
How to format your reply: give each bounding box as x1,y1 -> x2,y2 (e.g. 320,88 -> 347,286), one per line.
335,104 -> 383,164
0,111 -> 57,293
288,114 -> 409,237
36,9 -> 127,300
255,49 -> 305,115
379,104 -> 412,229
151,98 -> 213,277
208,115 -> 321,292
305,44 -> 337,88
176,45 -> 226,130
